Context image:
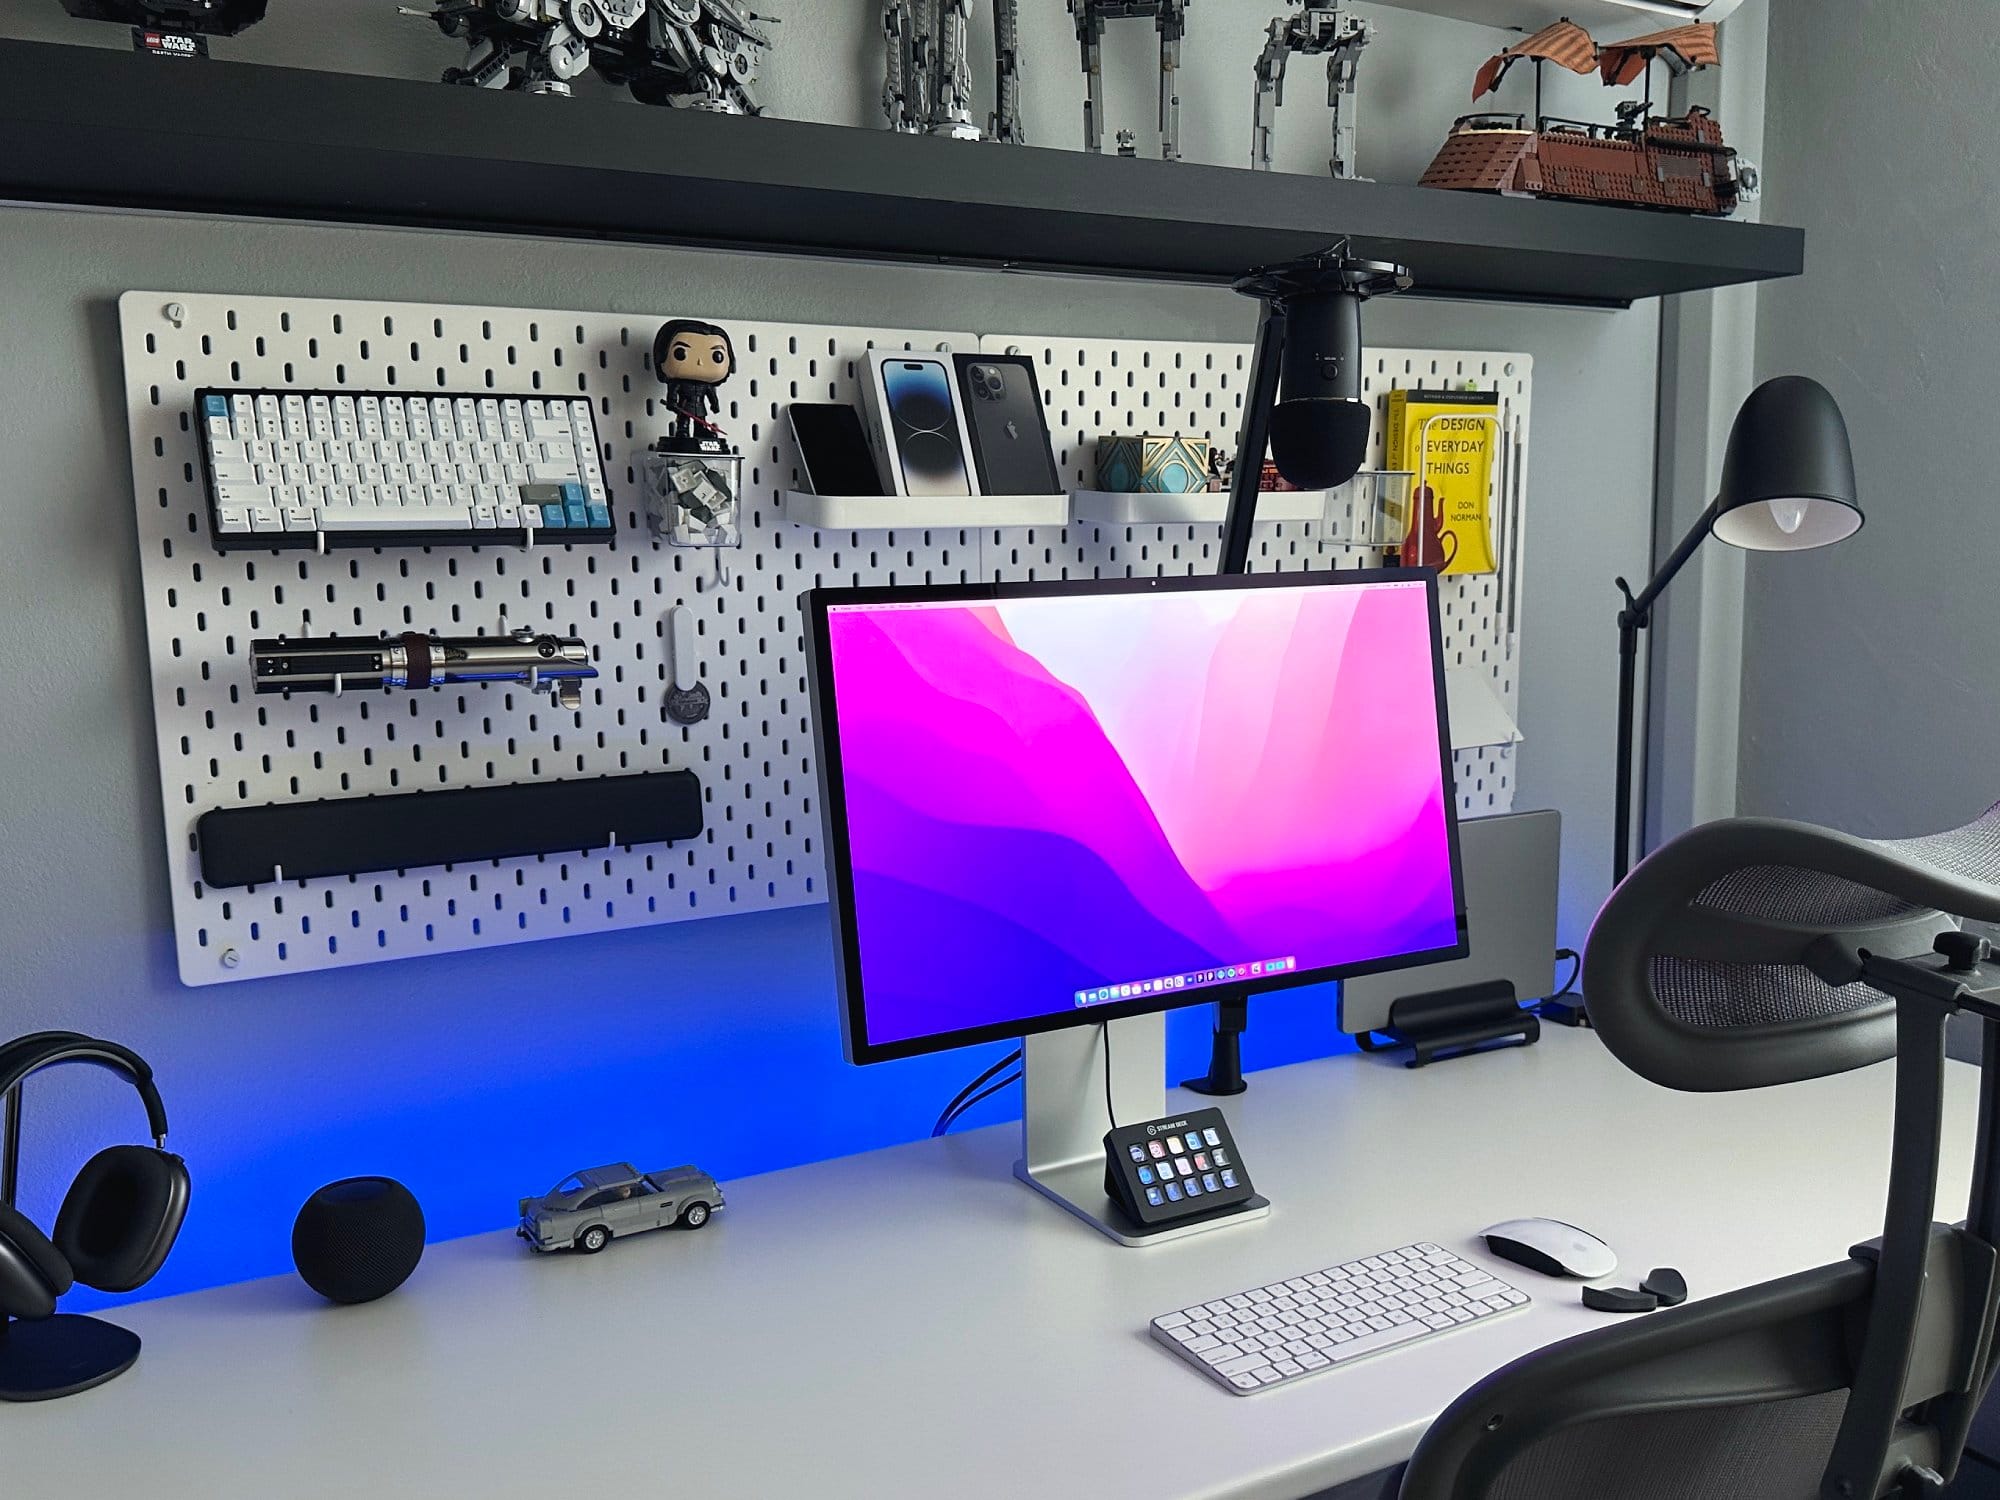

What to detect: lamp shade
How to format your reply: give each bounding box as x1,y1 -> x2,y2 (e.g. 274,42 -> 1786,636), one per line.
1709,376 -> 1863,552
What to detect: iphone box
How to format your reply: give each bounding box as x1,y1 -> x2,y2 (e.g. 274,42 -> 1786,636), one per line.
859,349 -> 980,498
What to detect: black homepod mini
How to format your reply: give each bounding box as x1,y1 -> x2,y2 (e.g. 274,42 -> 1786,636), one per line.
290,1177 -> 425,1306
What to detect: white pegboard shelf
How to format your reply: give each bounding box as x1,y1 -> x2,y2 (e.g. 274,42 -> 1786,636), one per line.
119,292 -> 1530,986
777,490 -> 1068,531
1070,488 -> 1328,526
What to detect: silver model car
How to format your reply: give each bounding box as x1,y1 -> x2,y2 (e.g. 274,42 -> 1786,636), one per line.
517,1162 -> 724,1254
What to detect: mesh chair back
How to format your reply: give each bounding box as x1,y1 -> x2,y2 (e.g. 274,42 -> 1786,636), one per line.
1585,804 -> 2000,1091
1398,1256 -> 1874,1500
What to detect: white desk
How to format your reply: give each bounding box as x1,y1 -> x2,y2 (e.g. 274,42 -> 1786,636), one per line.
5,1028 -> 1978,1500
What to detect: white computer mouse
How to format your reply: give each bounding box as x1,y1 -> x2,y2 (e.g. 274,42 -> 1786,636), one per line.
1480,1218 -> 1618,1280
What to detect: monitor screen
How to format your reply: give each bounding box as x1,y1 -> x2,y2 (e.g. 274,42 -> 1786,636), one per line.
806,571 -> 1465,1063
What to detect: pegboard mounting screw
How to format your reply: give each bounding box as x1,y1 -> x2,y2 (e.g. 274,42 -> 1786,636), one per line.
163,302 -> 186,329
219,947 -> 241,970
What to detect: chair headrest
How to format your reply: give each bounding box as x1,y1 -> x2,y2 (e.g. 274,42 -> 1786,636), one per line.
1584,804 -> 2000,1091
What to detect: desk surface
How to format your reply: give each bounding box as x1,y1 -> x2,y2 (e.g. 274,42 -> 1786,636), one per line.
5,1028 -> 1977,1500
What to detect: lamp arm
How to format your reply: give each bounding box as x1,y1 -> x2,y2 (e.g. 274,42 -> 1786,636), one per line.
1621,495 -> 1721,627
1611,495 -> 1719,886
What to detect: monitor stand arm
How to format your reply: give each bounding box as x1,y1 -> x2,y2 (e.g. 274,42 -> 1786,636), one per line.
1014,1013 -> 1269,1246
1182,997 -> 1248,1095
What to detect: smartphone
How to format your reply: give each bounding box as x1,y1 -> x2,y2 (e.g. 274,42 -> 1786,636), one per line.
869,354 -> 974,497
787,404 -> 885,496
954,355 -> 1061,496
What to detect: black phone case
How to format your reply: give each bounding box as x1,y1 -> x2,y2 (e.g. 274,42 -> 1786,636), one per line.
953,355 -> 1061,496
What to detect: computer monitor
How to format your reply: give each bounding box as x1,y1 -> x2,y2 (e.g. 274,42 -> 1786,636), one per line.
804,570 -> 1468,1067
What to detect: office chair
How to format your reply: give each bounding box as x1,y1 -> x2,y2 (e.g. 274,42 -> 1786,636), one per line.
1398,805 -> 2000,1500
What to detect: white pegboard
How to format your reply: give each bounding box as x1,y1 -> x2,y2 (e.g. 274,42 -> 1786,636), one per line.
118,291 -> 1528,986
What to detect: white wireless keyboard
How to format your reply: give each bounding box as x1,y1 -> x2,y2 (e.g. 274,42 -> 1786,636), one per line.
195,388 -> 614,551
1150,1242 -> 1529,1395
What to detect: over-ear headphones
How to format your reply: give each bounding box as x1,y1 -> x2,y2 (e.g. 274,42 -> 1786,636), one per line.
0,1032 -> 189,1322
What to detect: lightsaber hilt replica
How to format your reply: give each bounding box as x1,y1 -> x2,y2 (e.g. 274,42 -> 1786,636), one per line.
252,629 -> 598,711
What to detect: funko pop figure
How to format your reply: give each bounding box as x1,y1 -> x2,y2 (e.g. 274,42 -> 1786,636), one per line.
643,318 -> 745,563
654,319 -> 737,444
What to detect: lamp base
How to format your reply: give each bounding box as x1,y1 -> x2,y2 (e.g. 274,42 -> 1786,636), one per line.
0,1313 -> 141,1402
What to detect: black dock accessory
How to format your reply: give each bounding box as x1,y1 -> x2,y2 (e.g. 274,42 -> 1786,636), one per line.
1356,979 -> 1541,1069
1582,1284 -> 1660,1314
1640,1267 -> 1688,1306
197,771 -> 702,888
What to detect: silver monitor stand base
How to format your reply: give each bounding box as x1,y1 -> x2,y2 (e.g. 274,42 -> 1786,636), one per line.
1012,1014 -> 1271,1247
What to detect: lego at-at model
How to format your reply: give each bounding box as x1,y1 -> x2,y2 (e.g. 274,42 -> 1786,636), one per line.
1251,4 -> 1370,179
1069,0 -> 1189,161
883,1 -> 1024,142
411,0 -> 774,111
1421,20 -> 1758,217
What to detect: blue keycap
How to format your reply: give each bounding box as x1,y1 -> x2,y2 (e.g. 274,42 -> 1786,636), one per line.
586,505 -> 612,530
203,395 -> 228,417
565,502 -> 590,528
1164,1182 -> 1182,1202
541,504 -> 568,528
1137,1166 -> 1154,1186
561,482 -> 586,505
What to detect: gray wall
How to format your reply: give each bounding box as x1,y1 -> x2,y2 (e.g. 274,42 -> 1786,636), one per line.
0,1 -> 1661,1298
1741,0 -> 1993,836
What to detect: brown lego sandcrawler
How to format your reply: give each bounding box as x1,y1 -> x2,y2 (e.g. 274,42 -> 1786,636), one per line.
1420,20 -> 1758,218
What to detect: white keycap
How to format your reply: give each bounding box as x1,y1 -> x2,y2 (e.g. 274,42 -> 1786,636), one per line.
215,507 -> 251,534
255,394 -> 281,440
317,508 -> 472,532
250,506 -> 284,533
213,480 -> 269,510
283,506 -> 317,532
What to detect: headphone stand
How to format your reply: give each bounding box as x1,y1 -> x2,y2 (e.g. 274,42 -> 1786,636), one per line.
0,1312 -> 141,1402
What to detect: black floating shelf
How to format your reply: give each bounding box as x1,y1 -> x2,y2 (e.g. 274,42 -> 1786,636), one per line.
0,39 -> 1801,309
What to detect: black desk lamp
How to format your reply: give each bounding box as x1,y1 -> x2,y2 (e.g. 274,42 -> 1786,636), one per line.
1610,375 -> 1863,889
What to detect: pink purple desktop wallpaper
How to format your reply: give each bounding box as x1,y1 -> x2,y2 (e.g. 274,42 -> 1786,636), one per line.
820,581 -> 1461,1050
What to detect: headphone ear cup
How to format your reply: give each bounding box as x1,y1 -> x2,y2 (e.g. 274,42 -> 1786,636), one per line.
53,1146 -> 189,1294
0,1198 -> 71,1320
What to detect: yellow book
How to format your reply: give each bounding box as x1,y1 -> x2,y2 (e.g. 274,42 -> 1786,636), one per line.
1386,389 -> 1499,575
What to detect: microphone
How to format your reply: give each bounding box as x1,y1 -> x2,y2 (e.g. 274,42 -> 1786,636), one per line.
1269,287 -> 1372,490
1235,253 -> 1411,492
